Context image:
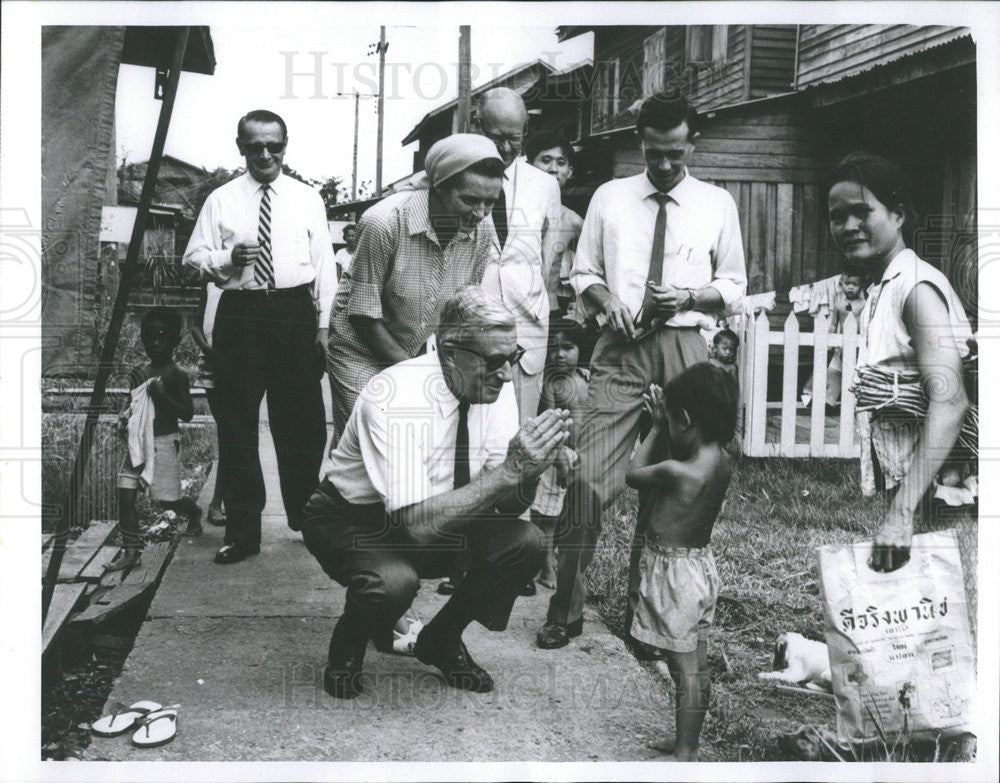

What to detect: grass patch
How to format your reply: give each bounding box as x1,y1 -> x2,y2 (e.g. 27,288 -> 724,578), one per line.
42,413 -> 217,534
584,456 -> 976,761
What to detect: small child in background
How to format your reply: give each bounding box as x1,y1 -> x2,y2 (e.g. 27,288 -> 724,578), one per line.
108,308 -> 202,571
528,317 -> 590,591
802,267 -> 868,408
625,363 -> 738,761
709,328 -> 739,378
709,328 -> 743,455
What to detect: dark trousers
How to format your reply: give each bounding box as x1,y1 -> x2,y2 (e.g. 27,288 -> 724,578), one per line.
213,285 -> 326,549
547,328 -> 707,627
301,480 -> 543,650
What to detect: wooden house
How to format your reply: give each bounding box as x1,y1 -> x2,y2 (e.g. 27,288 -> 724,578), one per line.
558,24 -> 976,309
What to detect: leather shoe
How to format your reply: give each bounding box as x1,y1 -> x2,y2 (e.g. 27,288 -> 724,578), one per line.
535,617 -> 584,649
413,631 -> 493,693
436,579 -> 458,595
324,646 -> 366,699
214,543 -> 258,565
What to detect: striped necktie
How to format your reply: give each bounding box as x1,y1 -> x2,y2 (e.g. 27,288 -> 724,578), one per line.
254,184 -> 275,288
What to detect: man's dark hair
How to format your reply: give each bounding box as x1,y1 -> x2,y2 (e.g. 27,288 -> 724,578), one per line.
141,306 -> 182,338
525,132 -> 575,167
237,110 -> 288,141
636,92 -> 698,138
663,362 -> 737,445
713,328 -> 739,348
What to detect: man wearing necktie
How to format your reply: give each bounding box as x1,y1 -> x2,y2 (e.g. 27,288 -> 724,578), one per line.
474,87 -> 563,429
184,110 -> 336,565
537,94 -> 747,650
300,287 -> 572,698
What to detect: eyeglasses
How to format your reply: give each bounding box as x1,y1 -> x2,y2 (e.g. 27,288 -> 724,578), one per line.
482,131 -> 524,147
448,343 -> 525,373
242,141 -> 286,155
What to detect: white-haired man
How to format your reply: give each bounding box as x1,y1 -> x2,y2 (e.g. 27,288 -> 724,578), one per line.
301,286 -> 572,698
473,87 -> 563,427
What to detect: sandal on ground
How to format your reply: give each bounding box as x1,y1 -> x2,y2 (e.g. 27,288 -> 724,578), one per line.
392,616 -> 423,655
91,700 -> 162,737
131,707 -> 179,748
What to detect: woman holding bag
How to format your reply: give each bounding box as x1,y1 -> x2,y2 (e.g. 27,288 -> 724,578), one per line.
828,152 -> 976,573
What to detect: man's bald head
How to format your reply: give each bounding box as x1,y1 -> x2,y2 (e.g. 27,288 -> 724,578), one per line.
474,87 -> 528,165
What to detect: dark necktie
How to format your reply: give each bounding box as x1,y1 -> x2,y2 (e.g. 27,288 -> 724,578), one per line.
454,401 -> 471,489
254,184 -> 275,288
492,185 -> 508,250
639,192 -> 671,328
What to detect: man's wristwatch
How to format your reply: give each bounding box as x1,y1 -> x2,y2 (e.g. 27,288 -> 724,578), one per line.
683,288 -> 697,311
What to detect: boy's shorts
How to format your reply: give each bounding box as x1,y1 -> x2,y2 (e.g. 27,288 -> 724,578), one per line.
630,543 -> 721,654
118,433 -> 182,502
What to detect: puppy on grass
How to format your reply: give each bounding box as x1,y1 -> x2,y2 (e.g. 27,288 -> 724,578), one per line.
758,632 -> 832,692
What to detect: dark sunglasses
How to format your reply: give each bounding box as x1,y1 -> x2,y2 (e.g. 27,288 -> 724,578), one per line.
242,141 -> 285,155
448,343 -> 525,373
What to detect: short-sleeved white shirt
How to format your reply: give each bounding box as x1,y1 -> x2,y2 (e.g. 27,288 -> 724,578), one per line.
325,354 -> 519,512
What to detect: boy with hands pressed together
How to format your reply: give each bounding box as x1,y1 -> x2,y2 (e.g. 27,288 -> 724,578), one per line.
625,362 -> 738,760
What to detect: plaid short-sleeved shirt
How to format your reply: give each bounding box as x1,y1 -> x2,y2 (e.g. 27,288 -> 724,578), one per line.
328,190 -> 494,359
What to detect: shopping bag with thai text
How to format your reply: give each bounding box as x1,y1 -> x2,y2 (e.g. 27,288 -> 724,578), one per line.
818,529 -> 974,743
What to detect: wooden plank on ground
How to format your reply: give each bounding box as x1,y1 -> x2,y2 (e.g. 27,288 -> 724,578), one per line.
78,545 -> 121,582
70,584 -> 154,627
121,541 -> 173,585
41,521 -> 117,582
71,541 -> 176,627
42,583 -> 88,655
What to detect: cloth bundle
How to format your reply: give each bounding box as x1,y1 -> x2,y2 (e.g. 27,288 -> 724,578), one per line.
850,358 -> 978,458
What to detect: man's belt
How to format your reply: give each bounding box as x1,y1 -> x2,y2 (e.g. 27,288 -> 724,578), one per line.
226,282 -> 311,298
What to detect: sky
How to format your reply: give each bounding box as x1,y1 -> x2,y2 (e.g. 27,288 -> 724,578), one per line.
115,24 -> 593,192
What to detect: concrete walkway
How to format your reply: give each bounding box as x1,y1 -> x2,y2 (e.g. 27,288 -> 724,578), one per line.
84,405 -> 679,762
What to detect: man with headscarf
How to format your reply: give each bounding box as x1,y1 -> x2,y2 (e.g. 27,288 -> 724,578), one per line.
325,134 -> 506,440
473,87 -> 563,429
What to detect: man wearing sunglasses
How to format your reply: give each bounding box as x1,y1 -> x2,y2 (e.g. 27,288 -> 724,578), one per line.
184,109 -> 336,565
300,287 -> 572,698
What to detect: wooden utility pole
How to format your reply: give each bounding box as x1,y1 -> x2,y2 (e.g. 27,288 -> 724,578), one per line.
456,26 -> 472,133
352,90 -> 360,201
375,26 -> 386,196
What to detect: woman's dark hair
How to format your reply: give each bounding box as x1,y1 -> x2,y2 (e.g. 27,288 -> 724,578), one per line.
829,152 -> 917,242
663,362 -> 738,445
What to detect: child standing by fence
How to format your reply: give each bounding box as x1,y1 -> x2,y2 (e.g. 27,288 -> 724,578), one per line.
107,308 -> 202,571
625,363 -> 737,760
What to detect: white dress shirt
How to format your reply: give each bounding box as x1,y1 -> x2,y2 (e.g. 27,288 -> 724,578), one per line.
183,172 -> 337,326
480,157 -> 563,374
571,169 -> 747,327
326,354 -> 519,512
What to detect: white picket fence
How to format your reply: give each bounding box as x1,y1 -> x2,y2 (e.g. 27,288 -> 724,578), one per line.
733,310 -> 861,458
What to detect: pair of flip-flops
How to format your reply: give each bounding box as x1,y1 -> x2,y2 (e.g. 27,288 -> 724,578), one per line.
91,700 -> 178,748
